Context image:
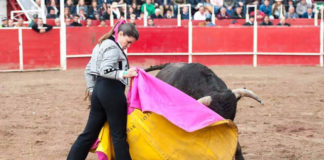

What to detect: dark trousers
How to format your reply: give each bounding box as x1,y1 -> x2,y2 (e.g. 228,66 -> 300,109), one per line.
67,77 -> 132,160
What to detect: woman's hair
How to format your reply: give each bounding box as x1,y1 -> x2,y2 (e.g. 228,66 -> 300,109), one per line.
98,23 -> 139,44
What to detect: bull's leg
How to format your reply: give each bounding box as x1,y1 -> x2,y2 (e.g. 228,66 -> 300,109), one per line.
235,142 -> 245,160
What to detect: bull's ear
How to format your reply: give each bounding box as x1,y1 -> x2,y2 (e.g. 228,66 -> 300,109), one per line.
197,96 -> 212,106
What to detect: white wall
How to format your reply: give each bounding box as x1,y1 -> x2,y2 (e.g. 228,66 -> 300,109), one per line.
0,0 -> 7,18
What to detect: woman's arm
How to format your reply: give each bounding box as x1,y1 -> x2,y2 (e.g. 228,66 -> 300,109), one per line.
99,45 -> 125,80
84,61 -> 96,93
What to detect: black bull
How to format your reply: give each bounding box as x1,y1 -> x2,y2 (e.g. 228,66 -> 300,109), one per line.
145,63 -> 263,160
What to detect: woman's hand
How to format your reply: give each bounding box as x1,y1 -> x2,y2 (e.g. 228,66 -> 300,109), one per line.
123,68 -> 138,78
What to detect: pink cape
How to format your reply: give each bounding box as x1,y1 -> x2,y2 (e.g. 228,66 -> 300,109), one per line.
127,69 -> 224,132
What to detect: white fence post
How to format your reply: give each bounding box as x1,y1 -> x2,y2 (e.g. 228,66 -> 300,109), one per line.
60,0 -> 67,70
320,7 -> 323,67
144,5 -> 148,27
177,4 -> 191,27
188,20 -> 192,63
18,28 -> 24,71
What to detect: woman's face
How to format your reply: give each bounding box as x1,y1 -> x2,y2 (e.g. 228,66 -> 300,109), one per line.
117,32 -> 137,50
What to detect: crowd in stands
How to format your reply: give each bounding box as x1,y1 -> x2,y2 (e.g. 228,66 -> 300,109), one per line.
0,0 -> 318,28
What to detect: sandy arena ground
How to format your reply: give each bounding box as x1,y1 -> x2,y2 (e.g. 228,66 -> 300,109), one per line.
0,66 -> 324,160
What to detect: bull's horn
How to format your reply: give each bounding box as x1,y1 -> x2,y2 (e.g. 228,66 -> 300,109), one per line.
232,88 -> 264,105
197,96 -> 212,106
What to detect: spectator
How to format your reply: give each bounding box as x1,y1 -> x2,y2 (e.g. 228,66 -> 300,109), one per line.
243,16 -> 255,26
148,18 -> 155,26
260,15 -> 273,25
97,19 -> 107,27
205,17 -> 215,26
28,14 -> 38,27
79,8 -> 88,21
141,0 -> 155,16
88,0 -> 100,19
47,0 -> 59,16
47,8 -> 57,19
302,7 -> 314,18
76,0 -> 88,15
151,8 -> 163,19
285,6 -> 299,19
94,13 -> 100,20
277,17 -> 291,26
296,0 -> 310,17
231,6 -> 244,19
103,6 -> 117,20
272,0 -> 286,19
32,18 -> 53,33
8,19 -> 14,27
250,9 -> 266,21
210,0 -> 224,15
66,0 -> 76,15
285,0 -> 296,12
70,15 -> 82,26
259,0 -> 272,16
181,7 -> 190,19
111,2 -> 122,19
54,18 -> 60,27
86,18 -> 92,27
15,18 -> 24,27
64,7 -> 73,19
223,0 -> 235,15
130,14 -> 137,25
1,17 -> 8,27
194,6 -> 208,20
65,17 -> 72,26
164,9 -> 175,18
217,7 -> 230,19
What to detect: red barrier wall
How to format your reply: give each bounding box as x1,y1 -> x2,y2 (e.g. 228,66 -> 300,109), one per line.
22,29 -> 60,69
192,55 -> 253,66
258,55 -> 319,66
0,29 -> 19,70
258,27 -> 320,53
128,55 -> 188,66
193,27 -> 253,52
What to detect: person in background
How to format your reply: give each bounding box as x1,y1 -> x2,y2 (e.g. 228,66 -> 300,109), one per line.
205,17 -> 215,26
8,19 -> 15,27
250,9 -> 266,21
231,6 -> 244,19
223,0 -> 235,16
66,0 -> 76,15
47,8 -> 57,19
65,17 -> 72,26
151,8 -> 163,19
86,18 -> 92,27
28,14 -> 38,27
15,18 -> 24,27
217,7 -> 230,19
76,0 -> 88,15
54,18 -> 60,27
296,0 -> 311,17
277,17 -> 291,26
141,0 -> 155,16
98,19 -> 108,27
148,18 -> 155,26
243,16 -> 255,26
88,0 -> 100,19
259,15 -> 273,25
32,18 -> 53,33
70,15 -> 82,26
272,0 -> 286,19
194,6 -> 208,20
285,6 -> 299,19
302,7 -> 314,19
164,9 -> 175,18
47,0 -> 59,16
181,7 -> 190,19
1,17 -> 8,27
79,8 -> 88,21
259,0 -> 272,16
130,14 -> 137,25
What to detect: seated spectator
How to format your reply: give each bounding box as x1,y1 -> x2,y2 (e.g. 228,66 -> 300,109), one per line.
1,17 -> 8,27
272,0 -> 286,19
205,17 -> 215,26
259,0 -> 272,16
181,7 -> 190,19
285,0 -> 296,12
210,0 -> 223,15
296,0 -> 310,17
260,15 -> 273,25
130,14 -> 137,25
111,2 -> 122,19
64,7 -> 72,19
103,6 -> 117,20
194,6 -> 208,20
79,8 -> 88,21
65,17 -> 72,26
88,0 -> 99,19
98,19 -> 107,27
86,18 -> 92,27
164,9 -> 175,18
70,15 -> 82,26
243,16 -> 255,26
8,19 -> 15,27
76,0 -> 88,15
285,6 -> 299,19
223,0 -> 235,16
47,0 -> 59,16
148,18 -> 155,26
54,18 -> 60,27
217,7 -> 230,19
28,14 -> 38,27
151,8 -> 163,19
302,7 -> 314,19
47,8 -> 57,19
141,0 -> 155,16
231,6 -> 244,19
15,18 -> 24,27
277,17 -> 291,26
32,18 -> 53,33
66,0 -> 76,15
250,9 -> 265,21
